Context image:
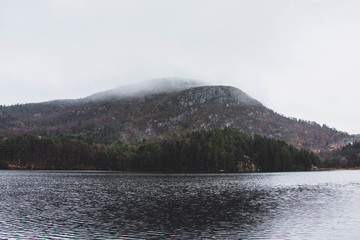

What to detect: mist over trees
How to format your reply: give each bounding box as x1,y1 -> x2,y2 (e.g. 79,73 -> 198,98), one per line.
0,128 -> 318,172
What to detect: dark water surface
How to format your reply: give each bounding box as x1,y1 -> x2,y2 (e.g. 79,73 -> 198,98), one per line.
1,170 -> 360,239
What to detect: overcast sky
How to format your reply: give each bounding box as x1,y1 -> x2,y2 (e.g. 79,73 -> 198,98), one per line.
1,0 -> 359,134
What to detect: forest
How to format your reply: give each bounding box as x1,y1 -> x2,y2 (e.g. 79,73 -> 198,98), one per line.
0,128 -> 319,172
320,141 -> 360,168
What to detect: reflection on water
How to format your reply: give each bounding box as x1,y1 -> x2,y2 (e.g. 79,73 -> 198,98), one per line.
1,170 -> 360,239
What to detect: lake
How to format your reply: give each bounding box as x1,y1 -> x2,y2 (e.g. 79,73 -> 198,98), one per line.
0,170 -> 360,239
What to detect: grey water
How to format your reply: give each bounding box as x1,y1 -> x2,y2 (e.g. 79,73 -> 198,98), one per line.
1,170 -> 360,239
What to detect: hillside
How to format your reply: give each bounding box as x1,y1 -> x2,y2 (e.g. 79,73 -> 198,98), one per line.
321,142 -> 360,168
0,79 -> 353,152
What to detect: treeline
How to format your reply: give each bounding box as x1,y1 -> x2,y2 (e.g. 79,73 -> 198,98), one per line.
0,128 -> 319,172
0,134 -> 129,170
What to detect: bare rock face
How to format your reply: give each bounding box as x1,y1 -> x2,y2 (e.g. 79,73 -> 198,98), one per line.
176,86 -> 262,108
237,157 -> 258,173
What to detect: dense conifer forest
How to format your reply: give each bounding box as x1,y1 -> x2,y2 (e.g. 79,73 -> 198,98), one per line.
0,128 -> 318,172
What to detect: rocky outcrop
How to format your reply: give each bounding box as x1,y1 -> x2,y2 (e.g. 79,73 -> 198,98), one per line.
237,157 -> 258,173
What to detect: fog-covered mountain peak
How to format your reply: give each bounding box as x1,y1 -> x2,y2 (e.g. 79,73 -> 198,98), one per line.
86,78 -> 208,101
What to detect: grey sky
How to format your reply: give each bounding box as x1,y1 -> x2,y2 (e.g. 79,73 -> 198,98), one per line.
1,0 -> 359,134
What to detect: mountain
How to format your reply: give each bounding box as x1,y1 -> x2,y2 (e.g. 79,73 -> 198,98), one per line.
0,78 -> 354,152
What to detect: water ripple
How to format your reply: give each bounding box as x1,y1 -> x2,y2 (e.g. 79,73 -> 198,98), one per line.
0,170 -> 360,239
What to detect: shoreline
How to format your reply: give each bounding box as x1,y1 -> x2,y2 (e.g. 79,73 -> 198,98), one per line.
3,165 -> 360,172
